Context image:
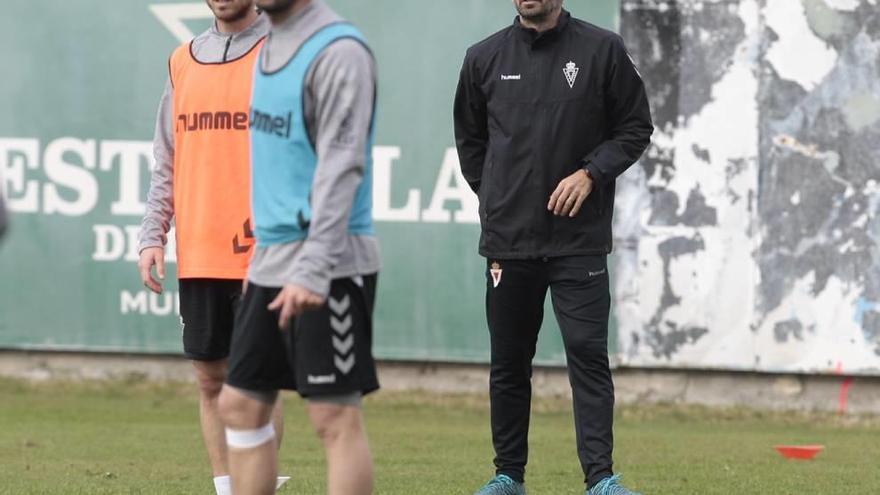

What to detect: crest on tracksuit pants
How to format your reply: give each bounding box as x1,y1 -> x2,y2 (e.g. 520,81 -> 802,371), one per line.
490,261 -> 503,288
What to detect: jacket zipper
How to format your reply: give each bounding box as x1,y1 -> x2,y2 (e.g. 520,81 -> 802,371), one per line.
222,35 -> 233,62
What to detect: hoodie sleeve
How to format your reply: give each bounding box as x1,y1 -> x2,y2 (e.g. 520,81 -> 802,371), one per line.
285,40 -> 376,298
138,77 -> 175,252
581,35 -> 653,186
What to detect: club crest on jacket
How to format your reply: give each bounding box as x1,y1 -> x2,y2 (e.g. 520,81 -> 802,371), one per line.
563,61 -> 579,88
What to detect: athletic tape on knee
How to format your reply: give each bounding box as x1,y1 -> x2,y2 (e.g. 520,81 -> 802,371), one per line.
225,423 -> 275,449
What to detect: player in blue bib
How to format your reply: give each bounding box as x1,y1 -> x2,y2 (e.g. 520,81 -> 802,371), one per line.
217,1 -> 382,494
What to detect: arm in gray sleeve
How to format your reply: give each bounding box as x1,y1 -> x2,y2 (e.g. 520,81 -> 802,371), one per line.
138,77 -> 175,252
288,40 -> 376,297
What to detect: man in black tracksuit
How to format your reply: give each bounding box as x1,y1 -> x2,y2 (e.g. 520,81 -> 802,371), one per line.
453,1 -> 652,494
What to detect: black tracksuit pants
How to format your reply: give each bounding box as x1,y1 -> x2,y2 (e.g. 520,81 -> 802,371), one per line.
486,255 -> 614,488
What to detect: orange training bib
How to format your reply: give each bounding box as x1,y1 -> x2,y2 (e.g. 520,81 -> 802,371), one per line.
169,38 -> 263,279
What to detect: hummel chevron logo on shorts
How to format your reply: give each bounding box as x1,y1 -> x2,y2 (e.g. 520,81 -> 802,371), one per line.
329,294 -> 355,374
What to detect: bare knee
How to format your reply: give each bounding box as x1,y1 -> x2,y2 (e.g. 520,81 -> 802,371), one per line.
218,385 -> 273,429
308,403 -> 361,444
192,360 -> 226,400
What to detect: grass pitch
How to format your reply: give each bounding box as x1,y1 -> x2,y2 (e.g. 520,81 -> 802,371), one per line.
0,377 -> 878,494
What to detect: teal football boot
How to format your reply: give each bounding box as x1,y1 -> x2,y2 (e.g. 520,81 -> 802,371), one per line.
473,474 -> 526,495
587,474 -> 642,495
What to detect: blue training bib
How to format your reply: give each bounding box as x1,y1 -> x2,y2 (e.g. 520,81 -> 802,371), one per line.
250,23 -> 375,246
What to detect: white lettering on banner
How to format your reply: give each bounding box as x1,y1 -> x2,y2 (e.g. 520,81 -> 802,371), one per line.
4,137 -> 481,274
150,291 -> 176,316
93,225 -> 126,261
373,146 -> 421,222
0,138 -> 40,213
0,138 -> 151,217
120,290 -> 181,316
99,140 -> 152,216
422,148 -> 479,224
93,224 -> 178,262
373,146 -> 479,223
1,138 -> 480,224
120,290 -> 148,314
43,138 -> 99,216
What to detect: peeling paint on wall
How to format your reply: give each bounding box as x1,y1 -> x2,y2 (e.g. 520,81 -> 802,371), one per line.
617,0 -> 880,374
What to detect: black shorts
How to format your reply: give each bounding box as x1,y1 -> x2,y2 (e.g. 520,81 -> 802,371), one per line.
179,278 -> 243,361
226,275 -> 380,398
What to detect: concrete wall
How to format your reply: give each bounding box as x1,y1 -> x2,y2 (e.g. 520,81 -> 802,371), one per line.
3,351 -> 879,413
615,0 -> 880,374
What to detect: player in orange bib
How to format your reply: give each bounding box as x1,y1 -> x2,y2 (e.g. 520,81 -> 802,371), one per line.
137,2 -> 286,494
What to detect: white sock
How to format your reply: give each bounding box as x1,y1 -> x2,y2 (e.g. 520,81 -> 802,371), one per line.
213,475 -> 231,495
212,474 -> 285,494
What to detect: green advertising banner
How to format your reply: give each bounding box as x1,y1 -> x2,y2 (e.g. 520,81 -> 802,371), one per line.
0,1 -> 618,364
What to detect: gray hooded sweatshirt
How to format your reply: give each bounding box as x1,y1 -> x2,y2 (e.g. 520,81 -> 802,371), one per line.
140,2 -> 380,298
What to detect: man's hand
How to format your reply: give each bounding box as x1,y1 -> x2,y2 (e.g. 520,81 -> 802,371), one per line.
138,247 -> 165,294
548,169 -> 593,217
268,284 -> 325,330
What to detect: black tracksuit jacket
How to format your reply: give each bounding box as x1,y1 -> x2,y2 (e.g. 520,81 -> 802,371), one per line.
454,10 -> 653,259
